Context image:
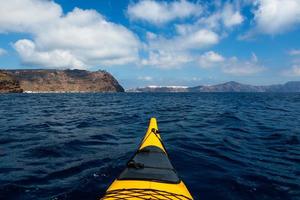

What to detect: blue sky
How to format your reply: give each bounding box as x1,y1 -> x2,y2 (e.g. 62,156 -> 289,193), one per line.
0,0 -> 300,88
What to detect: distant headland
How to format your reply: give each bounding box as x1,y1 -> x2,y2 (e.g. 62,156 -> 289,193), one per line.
1,69 -> 300,93
0,69 -> 124,93
127,81 -> 300,93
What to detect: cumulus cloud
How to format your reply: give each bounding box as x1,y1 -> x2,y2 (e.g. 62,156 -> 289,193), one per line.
0,0 -> 61,33
253,0 -> 300,35
141,50 -> 193,68
158,29 -> 219,51
0,0 -> 140,69
222,57 -> 265,75
222,53 -> 265,75
198,51 -> 265,75
283,65 -> 300,76
14,39 -> 86,69
198,2 -> 244,30
141,29 -> 219,68
173,1 -> 243,47
198,51 -> 225,68
131,1 -> 244,69
127,0 -> 202,25
222,3 -> 244,27
0,48 -> 7,56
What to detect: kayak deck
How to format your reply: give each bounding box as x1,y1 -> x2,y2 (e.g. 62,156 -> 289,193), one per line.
101,118 -> 193,199
118,145 -> 180,183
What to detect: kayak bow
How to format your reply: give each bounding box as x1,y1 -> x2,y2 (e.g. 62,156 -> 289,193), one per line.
101,118 -> 193,200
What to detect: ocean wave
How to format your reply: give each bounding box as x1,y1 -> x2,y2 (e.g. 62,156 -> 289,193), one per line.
0,93 -> 299,199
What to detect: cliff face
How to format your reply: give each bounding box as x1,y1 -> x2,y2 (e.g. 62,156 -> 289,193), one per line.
0,71 -> 23,93
0,69 -> 124,93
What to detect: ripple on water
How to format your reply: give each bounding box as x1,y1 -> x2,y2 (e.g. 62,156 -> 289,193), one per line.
0,93 -> 300,200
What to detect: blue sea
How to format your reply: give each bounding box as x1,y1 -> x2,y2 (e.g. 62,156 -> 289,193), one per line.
0,93 -> 299,200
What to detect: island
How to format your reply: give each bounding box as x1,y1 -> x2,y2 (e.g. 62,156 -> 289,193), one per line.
0,69 -> 124,93
127,81 -> 300,93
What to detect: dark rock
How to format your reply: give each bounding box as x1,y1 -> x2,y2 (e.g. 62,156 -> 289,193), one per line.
0,69 -> 124,93
0,71 -> 23,93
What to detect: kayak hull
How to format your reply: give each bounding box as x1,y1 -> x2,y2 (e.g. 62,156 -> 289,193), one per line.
101,118 -> 193,199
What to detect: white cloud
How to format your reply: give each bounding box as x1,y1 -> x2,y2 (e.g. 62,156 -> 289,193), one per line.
141,50 -> 193,68
127,0 -> 202,25
283,65 -> 300,76
198,2 -> 244,30
148,29 -> 219,52
197,13 -> 221,30
133,1 -> 246,69
138,76 -> 153,81
289,49 -> 300,56
0,0 -> 61,33
178,29 -> 219,50
141,29 -> 219,68
251,52 -> 258,62
142,44 -> 265,76
14,39 -> 86,69
222,53 -> 265,75
146,32 -> 157,40
222,3 -> 244,28
198,51 -> 265,75
0,0 -> 140,69
34,8 -> 140,66
285,49 -> 300,76
253,0 -> 300,35
223,58 -> 265,75
0,48 -> 7,56
198,51 -> 225,68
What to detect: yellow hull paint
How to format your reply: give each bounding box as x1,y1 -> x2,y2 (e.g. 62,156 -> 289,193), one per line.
101,118 -> 193,199
139,118 -> 166,153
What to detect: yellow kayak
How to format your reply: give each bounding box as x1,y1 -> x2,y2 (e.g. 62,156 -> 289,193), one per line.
101,118 -> 193,199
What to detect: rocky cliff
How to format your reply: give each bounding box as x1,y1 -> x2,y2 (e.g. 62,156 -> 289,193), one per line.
0,71 -> 23,93
0,69 -> 124,93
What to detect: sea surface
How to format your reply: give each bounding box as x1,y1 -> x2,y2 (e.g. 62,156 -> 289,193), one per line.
0,93 -> 299,200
